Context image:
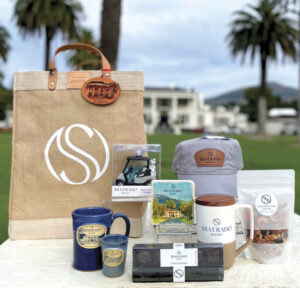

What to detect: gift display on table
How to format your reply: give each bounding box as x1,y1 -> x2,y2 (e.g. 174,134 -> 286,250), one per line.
5,42 -> 298,285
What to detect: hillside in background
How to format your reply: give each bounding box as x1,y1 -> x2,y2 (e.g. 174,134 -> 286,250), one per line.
206,82 -> 298,107
155,194 -> 190,210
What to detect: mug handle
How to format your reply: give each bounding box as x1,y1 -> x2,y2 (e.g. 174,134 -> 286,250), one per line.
108,213 -> 131,237
235,204 -> 254,256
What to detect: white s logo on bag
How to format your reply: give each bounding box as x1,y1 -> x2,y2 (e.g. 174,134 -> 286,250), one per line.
44,124 -> 109,185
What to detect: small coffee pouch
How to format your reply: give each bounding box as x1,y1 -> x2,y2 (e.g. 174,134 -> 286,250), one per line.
237,170 -> 295,264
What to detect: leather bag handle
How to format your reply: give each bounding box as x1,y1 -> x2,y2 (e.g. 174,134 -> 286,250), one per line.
75,59 -> 101,71
48,43 -> 111,90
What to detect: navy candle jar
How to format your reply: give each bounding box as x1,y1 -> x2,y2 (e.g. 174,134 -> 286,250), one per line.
72,207 -> 130,271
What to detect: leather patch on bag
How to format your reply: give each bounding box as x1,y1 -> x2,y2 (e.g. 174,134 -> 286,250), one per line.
194,149 -> 225,167
82,77 -> 120,105
67,71 -> 92,89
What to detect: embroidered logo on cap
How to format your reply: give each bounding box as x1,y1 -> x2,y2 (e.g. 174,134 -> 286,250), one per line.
194,149 -> 225,167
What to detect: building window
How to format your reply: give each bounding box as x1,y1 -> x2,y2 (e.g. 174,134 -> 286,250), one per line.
157,99 -> 171,107
178,99 -> 188,106
178,114 -> 189,124
144,98 -> 151,107
215,117 -> 229,125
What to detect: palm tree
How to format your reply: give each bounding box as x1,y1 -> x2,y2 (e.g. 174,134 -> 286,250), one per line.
68,0 -> 122,70
100,0 -> 121,69
0,25 -> 11,120
68,28 -> 100,70
0,25 -> 10,80
272,0 -> 300,142
13,0 -> 83,70
0,26 -> 10,64
227,0 -> 297,135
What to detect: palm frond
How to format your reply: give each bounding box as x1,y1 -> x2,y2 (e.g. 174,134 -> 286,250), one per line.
0,26 -> 10,62
13,0 -> 83,40
226,0 -> 298,64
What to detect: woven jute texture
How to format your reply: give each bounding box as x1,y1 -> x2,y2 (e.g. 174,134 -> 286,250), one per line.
9,70 -> 147,239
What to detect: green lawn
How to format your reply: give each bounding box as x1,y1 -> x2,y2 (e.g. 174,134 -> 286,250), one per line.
0,132 -> 11,245
0,132 -> 300,244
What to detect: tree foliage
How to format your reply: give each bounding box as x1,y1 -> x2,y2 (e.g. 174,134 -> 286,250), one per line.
68,28 -> 100,70
227,0 -> 298,135
227,0 -> 297,63
0,25 -> 11,120
241,86 -> 297,122
100,0 -> 121,69
152,198 -> 167,219
179,201 -> 193,220
0,26 -> 10,63
0,85 -> 12,121
166,199 -> 176,209
13,0 -> 83,69
69,0 -> 122,70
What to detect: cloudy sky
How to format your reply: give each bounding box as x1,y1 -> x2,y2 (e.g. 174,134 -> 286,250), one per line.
0,0 -> 298,98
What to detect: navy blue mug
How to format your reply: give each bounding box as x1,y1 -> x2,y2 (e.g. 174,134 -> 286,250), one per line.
72,207 -> 130,271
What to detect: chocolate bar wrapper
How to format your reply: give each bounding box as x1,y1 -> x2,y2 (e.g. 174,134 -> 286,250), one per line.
132,243 -> 224,283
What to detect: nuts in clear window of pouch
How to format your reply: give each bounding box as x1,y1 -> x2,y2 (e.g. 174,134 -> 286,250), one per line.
247,229 -> 288,243
238,170 -> 295,264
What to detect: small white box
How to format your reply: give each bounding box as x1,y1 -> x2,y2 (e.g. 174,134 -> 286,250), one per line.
111,144 -> 161,202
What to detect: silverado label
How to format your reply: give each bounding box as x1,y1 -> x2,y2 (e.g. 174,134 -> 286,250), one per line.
76,224 -> 106,249
194,149 -> 225,167
103,249 -> 124,267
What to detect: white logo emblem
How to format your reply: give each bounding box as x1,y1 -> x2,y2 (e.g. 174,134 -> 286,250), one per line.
44,124 -> 109,185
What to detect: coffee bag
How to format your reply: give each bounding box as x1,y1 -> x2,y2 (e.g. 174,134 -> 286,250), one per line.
237,170 -> 295,264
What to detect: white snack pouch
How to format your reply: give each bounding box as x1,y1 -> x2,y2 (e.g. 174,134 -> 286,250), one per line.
237,170 -> 295,264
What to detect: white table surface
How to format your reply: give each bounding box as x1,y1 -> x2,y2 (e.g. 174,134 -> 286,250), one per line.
1,214 -> 300,288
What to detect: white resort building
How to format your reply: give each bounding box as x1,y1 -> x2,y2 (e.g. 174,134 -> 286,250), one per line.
267,108 -> 298,135
144,87 -> 248,134
0,89 -> 249,134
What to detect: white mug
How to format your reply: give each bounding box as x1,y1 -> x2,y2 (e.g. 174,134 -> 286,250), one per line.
195,194 -> 254,269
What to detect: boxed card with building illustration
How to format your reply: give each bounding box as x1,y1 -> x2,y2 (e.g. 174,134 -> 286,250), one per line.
151,180 -> 195,225
112,144 -> 161,202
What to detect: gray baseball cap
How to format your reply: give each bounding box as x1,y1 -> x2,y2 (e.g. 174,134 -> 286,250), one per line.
172,136 -> 244,197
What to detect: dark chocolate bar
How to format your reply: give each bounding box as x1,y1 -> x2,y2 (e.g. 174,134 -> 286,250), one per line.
132,243 -> 224,283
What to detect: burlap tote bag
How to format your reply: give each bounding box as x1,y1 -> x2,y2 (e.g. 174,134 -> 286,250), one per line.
9,43 -> 147,239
